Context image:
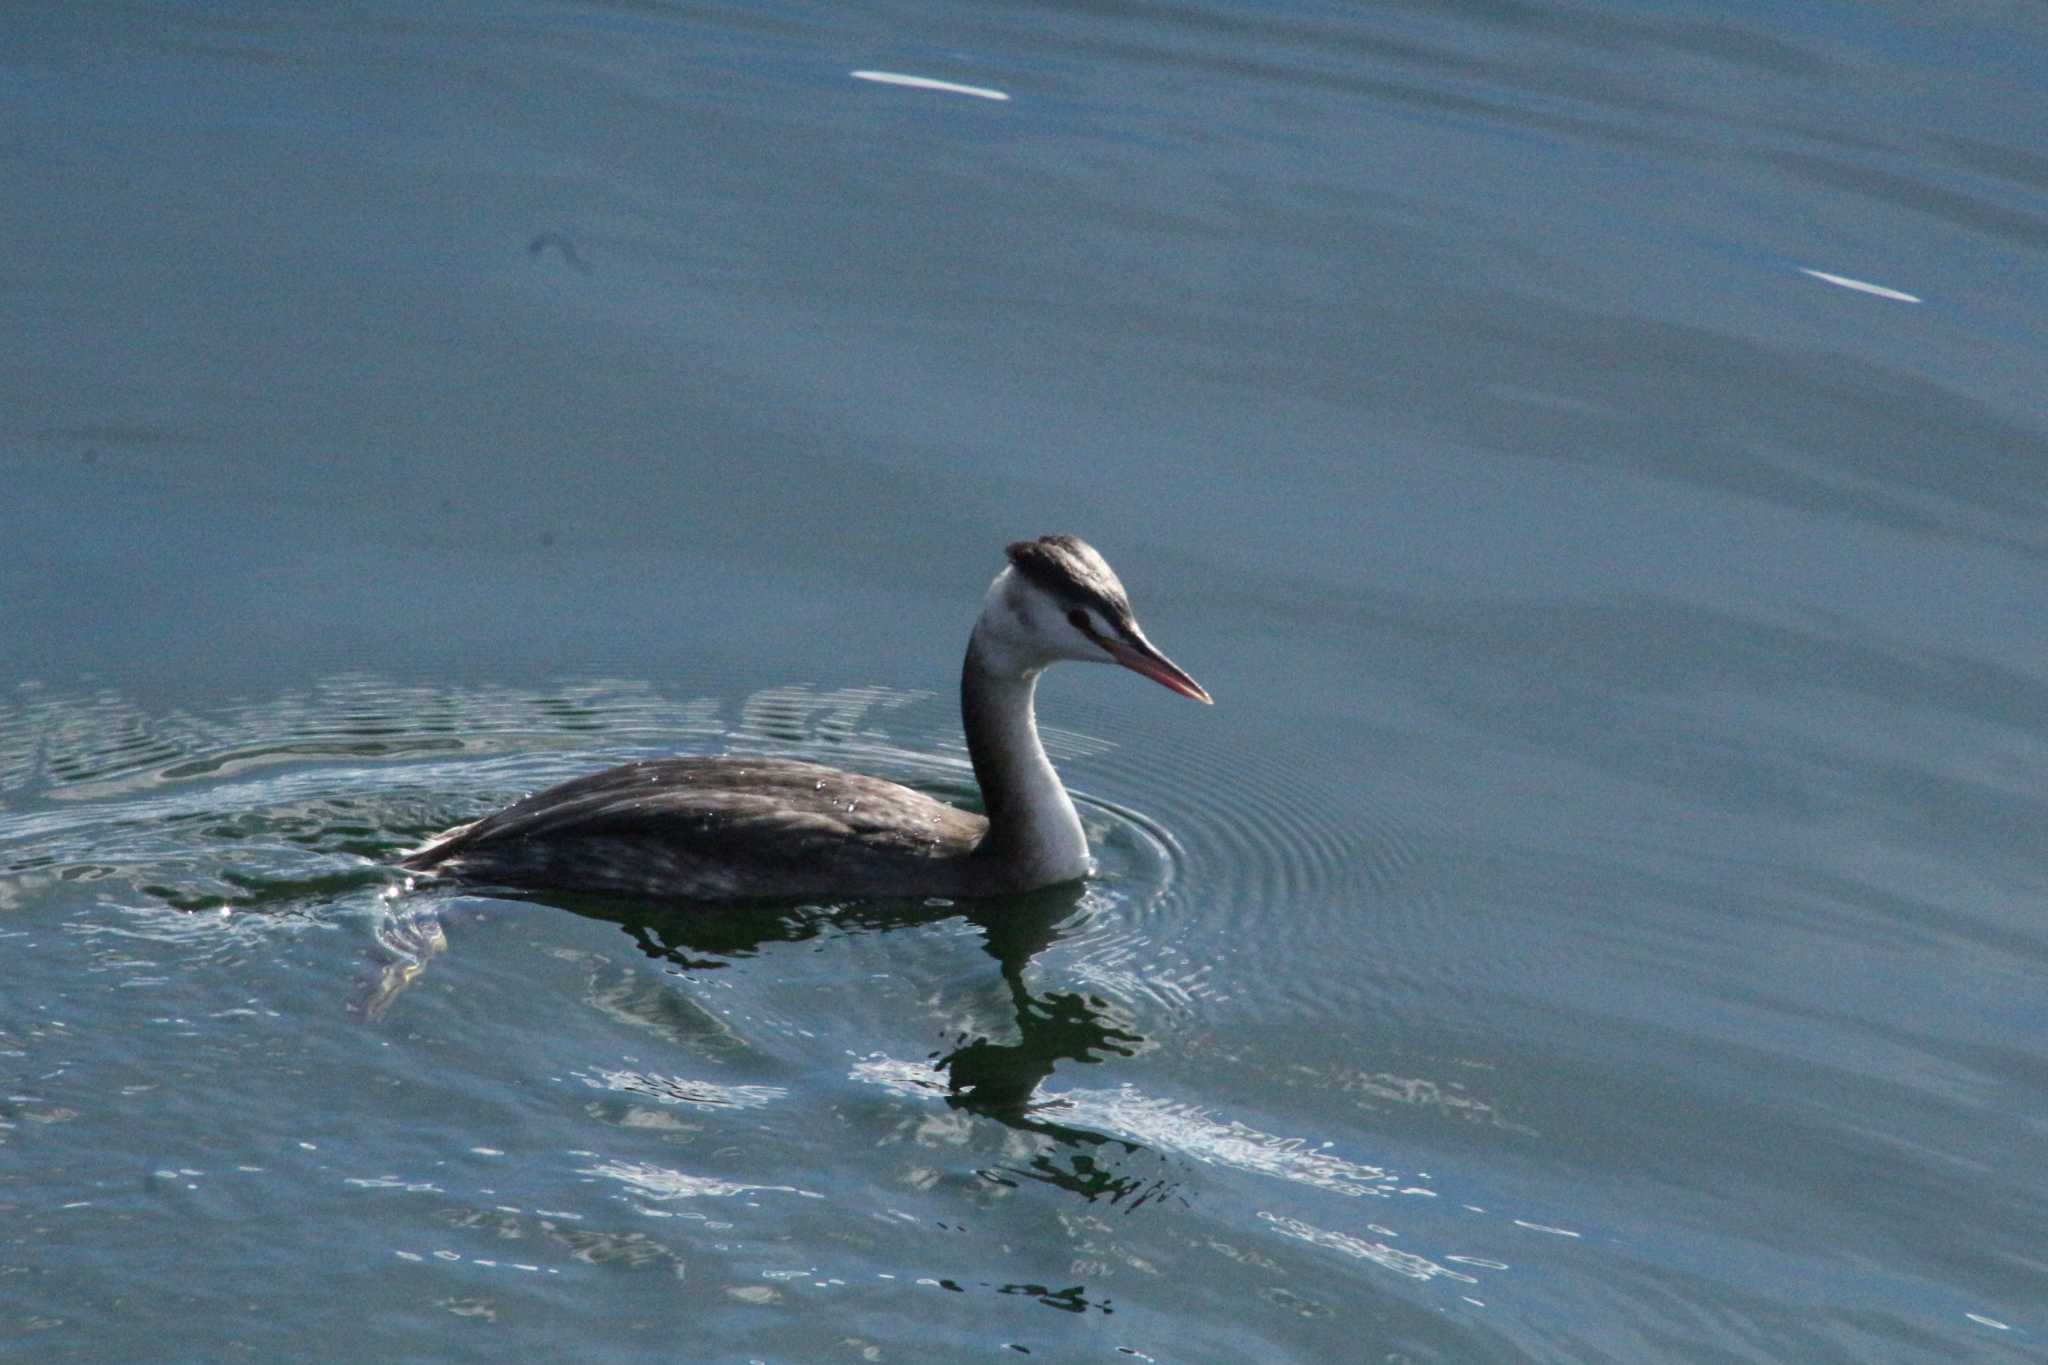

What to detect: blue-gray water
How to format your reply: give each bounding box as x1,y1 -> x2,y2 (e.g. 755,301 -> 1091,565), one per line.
5,1 -> 2046,1359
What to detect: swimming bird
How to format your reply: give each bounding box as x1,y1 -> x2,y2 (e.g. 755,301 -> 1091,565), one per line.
400,536 -> 1210,900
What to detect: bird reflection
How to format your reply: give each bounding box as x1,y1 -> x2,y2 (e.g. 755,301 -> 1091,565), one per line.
541,887 -> 1159,1194
362,883 -> 1169,1207
935,895 -> 1144,1121
553,885 -> 1138,1099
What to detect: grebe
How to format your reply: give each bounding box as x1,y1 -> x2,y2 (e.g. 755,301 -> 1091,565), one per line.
400,536 -> 1210,900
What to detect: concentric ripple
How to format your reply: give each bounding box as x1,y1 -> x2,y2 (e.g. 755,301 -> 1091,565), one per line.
1090,716 -> 1427,913
1036,708 -> 1441,1028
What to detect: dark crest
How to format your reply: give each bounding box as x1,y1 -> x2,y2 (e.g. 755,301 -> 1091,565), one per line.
1005,535 -> 1135,628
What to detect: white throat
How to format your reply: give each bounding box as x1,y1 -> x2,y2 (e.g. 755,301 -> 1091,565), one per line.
961,628 -> 1090,886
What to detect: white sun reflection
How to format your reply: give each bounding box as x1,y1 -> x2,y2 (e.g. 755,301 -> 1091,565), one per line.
851,70 -> 1010,102
1798,268 -> 1922,303
1258,1212 -> 1479,1284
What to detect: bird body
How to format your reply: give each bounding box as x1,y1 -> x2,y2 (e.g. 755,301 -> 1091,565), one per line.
400,537 -> 1208,900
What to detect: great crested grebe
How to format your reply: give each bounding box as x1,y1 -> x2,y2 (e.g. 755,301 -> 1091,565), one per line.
399,536 -> 1210,900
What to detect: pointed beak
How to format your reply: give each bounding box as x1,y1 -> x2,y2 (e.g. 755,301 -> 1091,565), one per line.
1103,633 -> 1213,704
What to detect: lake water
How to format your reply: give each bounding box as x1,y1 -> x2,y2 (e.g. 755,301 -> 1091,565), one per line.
5,0 -> 2046,1359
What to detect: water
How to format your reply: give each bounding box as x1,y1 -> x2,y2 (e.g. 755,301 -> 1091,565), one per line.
5,0 -> 2046,1358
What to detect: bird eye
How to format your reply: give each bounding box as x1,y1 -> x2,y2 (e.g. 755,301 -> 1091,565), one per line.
1067,608 -> 1091,632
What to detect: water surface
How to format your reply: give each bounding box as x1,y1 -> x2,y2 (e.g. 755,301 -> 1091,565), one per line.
5,0 -> 2046,1359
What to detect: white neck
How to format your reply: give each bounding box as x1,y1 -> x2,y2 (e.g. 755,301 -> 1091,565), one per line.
960,629 -> 1090,885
